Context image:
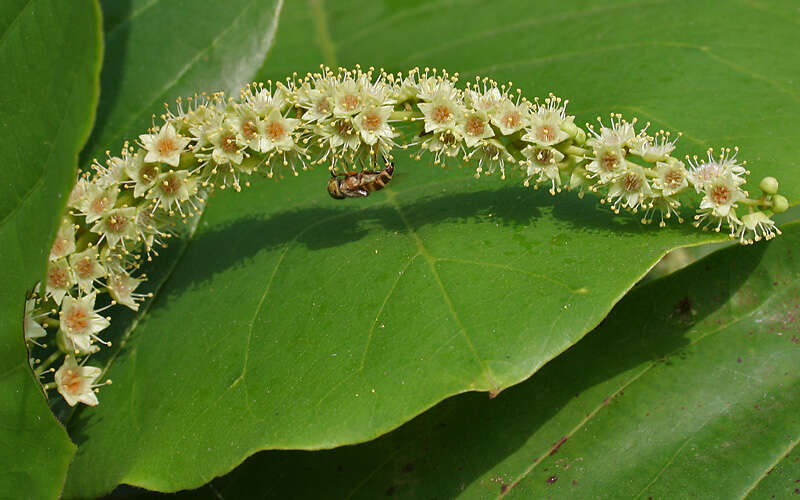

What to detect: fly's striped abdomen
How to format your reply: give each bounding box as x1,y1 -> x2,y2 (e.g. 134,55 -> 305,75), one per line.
363,163 -> 394,193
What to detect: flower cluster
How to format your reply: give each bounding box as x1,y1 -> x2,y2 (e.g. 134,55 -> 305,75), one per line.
24,66 -> 789,408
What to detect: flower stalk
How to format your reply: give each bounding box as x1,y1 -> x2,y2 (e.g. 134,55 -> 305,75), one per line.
23,65 -> 789,408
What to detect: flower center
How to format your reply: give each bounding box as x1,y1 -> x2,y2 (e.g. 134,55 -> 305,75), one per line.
221,133 -> 238,153
63,370 -> 83,394
241,120 -> 258,139
664,170 -> 683,188
110,276 -> 129,295
503,111 -> 521,129
91,195 -> 110,214
711,184 -> 731,205
48,267 -> 68,288
623,173 -> 642,192
65,306 -> 89,333
107,214 -> 128,233
362,112 -> 382,131
335,120 -> 354,135
266,122 -> 286,141
441,130 -> 457,146
316,97 -> 331,114
601,153 -> 619,172
157,137 -> 176,155
75,257 -> 93,278
465,116 -> 485,137
52,237 -> 69,256
140,164 -> 158,183
534,148 -> 554,165
432,105 -> 452,124
536,125 -> 556,142
161,174 -> 182,195
341,94 -> 360,111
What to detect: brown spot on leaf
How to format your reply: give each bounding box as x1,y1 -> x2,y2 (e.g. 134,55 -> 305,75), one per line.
547,475 -> 558,485
549,436 -> 568,456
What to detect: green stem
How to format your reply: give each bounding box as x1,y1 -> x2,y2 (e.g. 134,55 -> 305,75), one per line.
35,351 -> 63,375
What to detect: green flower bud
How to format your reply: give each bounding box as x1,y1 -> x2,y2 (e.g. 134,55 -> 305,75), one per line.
560,119 -> 578,138
574,128 -> 586,146
772,194 -> 789,213
759,176 -> 779,195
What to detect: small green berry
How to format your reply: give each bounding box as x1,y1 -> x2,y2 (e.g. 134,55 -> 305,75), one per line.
772,194 -> 789,213
759,176 -> 779,195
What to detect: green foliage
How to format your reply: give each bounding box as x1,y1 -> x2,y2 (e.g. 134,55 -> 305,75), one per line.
1,0 -> 798,498
131,222 -> 800,499
0,0 -> 101,497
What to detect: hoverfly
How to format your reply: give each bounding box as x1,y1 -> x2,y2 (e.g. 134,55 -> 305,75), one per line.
327,162 -> 394,199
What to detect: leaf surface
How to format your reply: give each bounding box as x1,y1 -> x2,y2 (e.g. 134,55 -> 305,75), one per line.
65,0 -> 800,496
137,222 -> 800,500
0,0 -> 102,498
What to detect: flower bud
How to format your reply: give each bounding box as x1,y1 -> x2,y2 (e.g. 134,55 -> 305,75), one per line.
759,176 -> 779,195
772,194 -> 789,213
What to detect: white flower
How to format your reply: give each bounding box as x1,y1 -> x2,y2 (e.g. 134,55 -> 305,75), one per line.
107,272 -> 146,311
653,159 -> 689,197
738,211 -> 781,244
59,293 -> 110,353
522,145 -> 565,193
629,131 -> 678,162
250,86 -> 287,115
187,103 -> 224,150
79,184 -> 119,223
522,113 -> 569,147
297,78 -> 335,122
124,150 -> 160,197
419,128 -> 465,165
55,355 -> 102,407
418,88 -> 464,133
699,171 -> 746,218
607,165 -> 653,211
318,119 -> 362,153
209,125 -> 244,165
49,219 -> 76,261
257,109 -> 300,153
586,114 -> 642,150
46,259 -> 74,305
465,85 -> 502,115
416,77 -> 456,102
68,178 -> 90,210
586,144 -> 626,184
146,170 -> 198,213
687,148 -> 747,192
227,105 -> 263,152
466,139 -> 514,179
459,110 -> 494,147
394,72 -> 420,102
139,122 -> 190,167
354,105 -> 395,146
333,79 -> 365,117
490,99 -> 530,136
24,299 -> 47,342
90,206 -> 138,249
68,247 -> 107,292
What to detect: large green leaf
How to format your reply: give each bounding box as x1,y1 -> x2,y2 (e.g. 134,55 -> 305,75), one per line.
0,0 -> 102,498
135,222 -> 800,499
64,0 -> 800,496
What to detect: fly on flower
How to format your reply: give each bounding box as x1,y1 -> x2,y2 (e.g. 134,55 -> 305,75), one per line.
327,161 -> 395,199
